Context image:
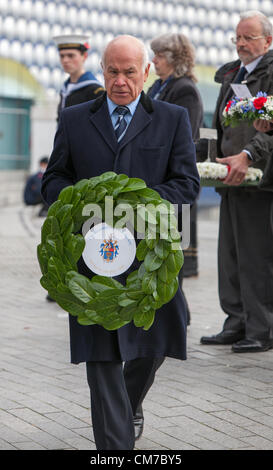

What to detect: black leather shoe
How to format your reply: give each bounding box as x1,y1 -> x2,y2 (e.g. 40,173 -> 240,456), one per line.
200,330 -> 245,345
232,338 -> 273,353
134,417 -> 144,441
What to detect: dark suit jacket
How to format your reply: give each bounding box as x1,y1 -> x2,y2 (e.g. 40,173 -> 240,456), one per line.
42,92 -> 199,364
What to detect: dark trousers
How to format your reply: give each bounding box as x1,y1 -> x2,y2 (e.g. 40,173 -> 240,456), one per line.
218,188 -> 273,340
86,357 -> 165,450
183,201 -> 198,277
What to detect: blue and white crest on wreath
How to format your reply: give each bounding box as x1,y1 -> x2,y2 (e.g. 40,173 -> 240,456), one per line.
99,237 -> 119,263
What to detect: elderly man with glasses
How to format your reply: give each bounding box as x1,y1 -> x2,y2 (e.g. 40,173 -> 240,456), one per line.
200,10 -> 273,353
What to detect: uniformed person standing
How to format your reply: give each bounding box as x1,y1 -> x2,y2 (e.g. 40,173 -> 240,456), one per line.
53,34 -> 104,120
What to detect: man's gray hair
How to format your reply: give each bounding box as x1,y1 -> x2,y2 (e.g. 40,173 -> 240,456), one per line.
239,10 -> 273,36
101,35 -> 150,72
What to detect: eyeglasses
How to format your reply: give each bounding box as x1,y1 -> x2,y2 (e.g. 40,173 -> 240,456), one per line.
231,35 -> 266,44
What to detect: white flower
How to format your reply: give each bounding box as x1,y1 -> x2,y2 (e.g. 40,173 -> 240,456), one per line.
197,162 -> 228,179
197,162 -> 263,182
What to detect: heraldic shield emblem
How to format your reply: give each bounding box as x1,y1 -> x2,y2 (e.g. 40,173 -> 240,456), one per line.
82,222 -> 136,277
99,238 -> 119,262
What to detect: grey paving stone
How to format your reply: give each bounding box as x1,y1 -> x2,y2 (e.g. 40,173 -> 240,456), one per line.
1,205 -> 273,450
15,441 -> 47,450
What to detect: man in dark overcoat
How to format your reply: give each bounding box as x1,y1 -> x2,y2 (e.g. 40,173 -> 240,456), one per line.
42,35 -> 199,450
200,11 -> 273,353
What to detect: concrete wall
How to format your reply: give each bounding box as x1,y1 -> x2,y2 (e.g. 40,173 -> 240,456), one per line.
30,97 -> 58,172
0,97 -> 58,207
0,170 -> 27,207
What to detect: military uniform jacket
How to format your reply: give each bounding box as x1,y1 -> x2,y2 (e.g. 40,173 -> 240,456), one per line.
57,83 -> 105,121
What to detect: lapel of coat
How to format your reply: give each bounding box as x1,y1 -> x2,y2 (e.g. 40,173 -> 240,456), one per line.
118,92 -> 154,150
88,92 -> 154,153
88,93 -> 118,154
158,78 -> 175,101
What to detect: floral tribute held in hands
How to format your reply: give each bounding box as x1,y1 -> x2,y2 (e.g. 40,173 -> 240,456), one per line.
37,172 -> 183,331
223,92 -> 273,127
197,162 -> 263,187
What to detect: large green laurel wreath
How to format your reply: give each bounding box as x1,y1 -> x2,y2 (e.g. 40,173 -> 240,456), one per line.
37,172 -> 183,330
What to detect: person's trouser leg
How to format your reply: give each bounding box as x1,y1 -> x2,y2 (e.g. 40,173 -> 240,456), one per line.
86,361 -> 135,450
218,191 -> 245,333
219,189 -> 273,340
229,190 -> 273,340
123,357 -> 165,419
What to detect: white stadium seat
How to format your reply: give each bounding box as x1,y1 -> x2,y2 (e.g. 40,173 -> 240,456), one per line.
40,66 -> 51,87
0,0 -> 9,16
46,2 -> 56,25
208,46 -> 219,65
196,45 -> 207,65
28,20 -> 39,42
3,16 -> 16,39
34,1 -> 45,22
68,6 -> 78,28
51,23 -> 62,39
56,3 -> 67,25
10,0 -> 21,18
16,18 -> 27,41
46,45 -> 58,68
0,0 -> 271,95
22,41 -> 33,66
196,9 -> 207,28
21,0 -> 32,19
10,40 -> 22,61
34,43 -> 46,67
40,23 -> 51,43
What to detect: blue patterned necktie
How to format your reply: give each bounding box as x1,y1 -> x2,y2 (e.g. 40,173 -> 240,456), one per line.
114,106 -> 129,142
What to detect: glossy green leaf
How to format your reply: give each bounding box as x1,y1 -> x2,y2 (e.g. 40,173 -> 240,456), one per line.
154,239 -> 170,259
41,216 -> 60,244
58,185 -> 75,204
136,239 -> 149,261
157,277 -> 179,303
142,271 -> 157,294
118,293 -> 138,308
91,275 -> 124,293
120,178 -> 147,193
66,272 -> 97,303
47,200 -> 63,218
55,204 -> 73,234
166,250 -> 184,273
144,250 -> 163,272
53,291 -> 88,316
87,289 -> 123,315
133,309 -> 155,329
48,256 -> 67,283
65,234 -> 85,262
37,243 -> 48,274
45,233 -> 63,257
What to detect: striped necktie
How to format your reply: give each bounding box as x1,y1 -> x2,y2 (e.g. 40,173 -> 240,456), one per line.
114,106 -> 129,142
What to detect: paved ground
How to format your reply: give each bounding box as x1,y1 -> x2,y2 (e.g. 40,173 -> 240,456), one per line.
1,203 -> 273,451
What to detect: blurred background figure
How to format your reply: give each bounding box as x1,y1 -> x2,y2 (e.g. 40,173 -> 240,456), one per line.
53,34 -> 104,121
23,156 -> 49,217
148,32 -> 204,325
